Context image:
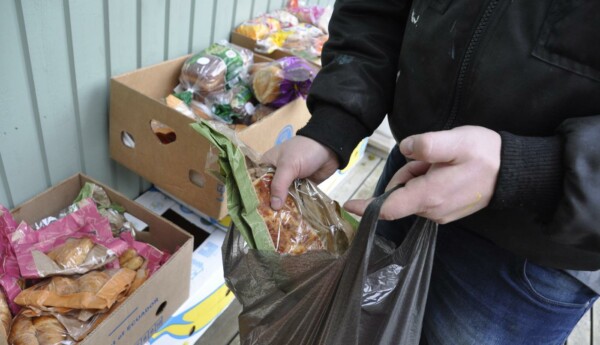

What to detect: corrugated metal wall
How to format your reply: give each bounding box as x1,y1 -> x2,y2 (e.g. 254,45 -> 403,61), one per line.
0,0 -> 335,208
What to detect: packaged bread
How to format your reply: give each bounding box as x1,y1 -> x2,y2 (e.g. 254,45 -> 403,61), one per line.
234,16 -> 282,40
119,232 -> 169,277
191,121 -> 356,256
252,56 -> 318,108
9,313 -> 75,345
14,268 -> 135,311
9,199 -> 128,278
0,206 -> 23,314
179,42 -> 253,100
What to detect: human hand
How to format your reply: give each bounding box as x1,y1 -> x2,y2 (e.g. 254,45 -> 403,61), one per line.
262,136 -> 339,210
344,126 -> 501,224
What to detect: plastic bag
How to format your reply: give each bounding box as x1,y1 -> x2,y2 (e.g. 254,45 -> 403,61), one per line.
287,5 -> 333,34
8,312 -> 76,345
179,41 -> 253,100
14,268 -> 136,311
73,182 -> 136,237
251,56 -> 318,108
191,121 -> 355,255
119,232 -> 169,276
235,16 -> 283,40
256,24 -> 327,62
0,206 -> 23,314
225,187 -> 437,345
9,199 -> 128,278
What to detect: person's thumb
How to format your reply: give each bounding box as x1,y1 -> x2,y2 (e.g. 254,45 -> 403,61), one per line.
270,162 -> 297,210
399,130 -> 462,163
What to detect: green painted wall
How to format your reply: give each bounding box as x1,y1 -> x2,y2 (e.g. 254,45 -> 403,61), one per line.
0,0 -> 336,208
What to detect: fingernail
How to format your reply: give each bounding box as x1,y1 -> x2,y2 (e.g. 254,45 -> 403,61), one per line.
400,138 -> 414,155
271,197 -> 282,210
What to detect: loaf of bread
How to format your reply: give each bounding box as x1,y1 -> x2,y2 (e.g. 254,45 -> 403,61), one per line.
118,249 -> 144,271
252,65 -> 284,105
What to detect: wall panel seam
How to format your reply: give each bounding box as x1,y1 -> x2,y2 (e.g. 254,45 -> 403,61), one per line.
0,154 -> 14,208
15,0 -> 52,188
64,0 -> 87,175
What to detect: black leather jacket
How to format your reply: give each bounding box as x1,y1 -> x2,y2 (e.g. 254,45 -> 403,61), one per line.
298,0 -> 600,270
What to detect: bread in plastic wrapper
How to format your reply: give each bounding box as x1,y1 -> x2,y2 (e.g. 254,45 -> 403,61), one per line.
9,312 -> 75,345
235,16 -> 282,40
14,268 -> 136,311
251,56 -> 318,108
179,41 -> 253,99
0,206 -> 23,315
73,182 -> 136,237
118,231 -> 169,277
256,23 -> 327,62
9,199 -> 128,279
191,121 -> 356,255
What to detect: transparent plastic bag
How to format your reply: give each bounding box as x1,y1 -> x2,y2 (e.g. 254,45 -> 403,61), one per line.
9,199 -> 128,278
179,41 -> 253,100
191,121 -> 355,255
73,182 -> 136,237
256,24 -> 327,62
251,56 -> 318,108
235,16 -> 283,40
8,312 -> 76,345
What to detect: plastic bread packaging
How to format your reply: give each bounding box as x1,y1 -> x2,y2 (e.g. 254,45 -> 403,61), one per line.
73,182 -> 136,237
0,206 -> 23,315
179,41 -> 253,101
255,23 -> 327,62
234,16 -> 282,40
191,121 -> 356,255
8,312 -> 77,345
251,56 -> 318,108
9,199 -> 128,279
287,5 -> 333,34
14,268 -> 136,311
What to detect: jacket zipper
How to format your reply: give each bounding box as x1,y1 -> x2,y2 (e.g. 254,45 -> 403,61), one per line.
443,0 -> 500,130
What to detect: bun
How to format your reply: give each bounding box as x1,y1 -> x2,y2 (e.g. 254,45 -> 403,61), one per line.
47,238 -> 95,268
8,315 -> 38,345
252,65 -> 284,104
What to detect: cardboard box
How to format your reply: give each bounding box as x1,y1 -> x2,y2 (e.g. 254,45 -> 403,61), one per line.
147,230 -> 234,345
109,54 -> 311,220
9,174 -> 194,345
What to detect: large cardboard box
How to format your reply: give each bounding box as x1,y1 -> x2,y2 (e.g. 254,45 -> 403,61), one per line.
109,55 -> 311,220
9,174 -> 194,345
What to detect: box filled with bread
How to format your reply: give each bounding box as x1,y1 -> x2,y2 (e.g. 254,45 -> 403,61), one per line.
110,42 -> 315,220
0,174 -> 193,345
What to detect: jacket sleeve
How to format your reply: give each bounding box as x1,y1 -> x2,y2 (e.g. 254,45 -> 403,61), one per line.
297,0 -> 412,168
489,115 -> 600,251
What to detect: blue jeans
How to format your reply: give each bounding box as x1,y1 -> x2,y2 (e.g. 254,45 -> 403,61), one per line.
374,146 -> 598,345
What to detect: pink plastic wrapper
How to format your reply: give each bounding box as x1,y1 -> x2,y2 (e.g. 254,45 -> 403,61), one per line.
10,199 -> 128,279
119,232 -> 169,277
0,205 -> 23,314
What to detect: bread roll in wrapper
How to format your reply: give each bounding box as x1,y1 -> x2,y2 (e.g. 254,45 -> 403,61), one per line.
252,56 -> 318,108
9,199 -> 128,279
191,121 -> 356,255
14,268 -> 136,311
179,41 -> 253,100
9,312 -> 76,345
